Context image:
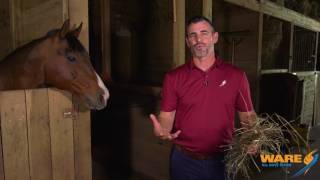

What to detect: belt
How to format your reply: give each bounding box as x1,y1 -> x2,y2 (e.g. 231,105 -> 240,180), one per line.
174,145 -> 221,160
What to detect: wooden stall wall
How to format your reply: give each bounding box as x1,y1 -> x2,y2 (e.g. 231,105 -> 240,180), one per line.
0,88 -> 91,180
0,0 -> 11,60
0,0 -> 67,60
0,0 -> 89,59
9,0 -> 67,48
219,3 -> 260,105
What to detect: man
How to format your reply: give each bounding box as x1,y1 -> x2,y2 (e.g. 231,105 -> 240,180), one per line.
150,16 -> 256,180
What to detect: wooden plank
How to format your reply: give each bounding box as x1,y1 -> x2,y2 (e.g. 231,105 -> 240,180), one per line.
202,0 -> 212,21
10,0 -> 65,47
9,0 -> 65,47
173,0 -> 185,67
314,32 -> 319,72
0,90 -> 29,180
68,0 -> 89,50
0,92 -> 4,180
73,99 -> 92,180
48,88 -> 75,180
256,12 -> 263,112
224,0 -> 320,32
288,23 -> 294,72
25,89 -> 53,180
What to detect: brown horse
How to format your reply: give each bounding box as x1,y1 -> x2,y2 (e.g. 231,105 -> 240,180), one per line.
0,20 -> 109,110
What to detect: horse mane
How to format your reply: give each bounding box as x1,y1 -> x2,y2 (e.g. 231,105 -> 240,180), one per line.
1,29 -> 86,64
0,36 -> 47,64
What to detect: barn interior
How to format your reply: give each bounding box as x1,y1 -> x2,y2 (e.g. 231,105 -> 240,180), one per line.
1,0 -> 320,180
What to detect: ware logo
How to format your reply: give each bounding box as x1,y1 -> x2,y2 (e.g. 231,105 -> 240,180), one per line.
260,149 -> 319,177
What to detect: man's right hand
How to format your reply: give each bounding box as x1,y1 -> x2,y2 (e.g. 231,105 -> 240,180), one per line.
149,114 -> 181,140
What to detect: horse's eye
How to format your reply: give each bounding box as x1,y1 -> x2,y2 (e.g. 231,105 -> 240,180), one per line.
66,55 -> 76,62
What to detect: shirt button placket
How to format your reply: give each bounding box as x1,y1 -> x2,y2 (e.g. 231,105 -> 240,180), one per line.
204,73 -> 209,87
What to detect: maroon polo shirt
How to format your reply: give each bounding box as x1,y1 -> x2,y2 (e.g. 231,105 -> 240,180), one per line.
160,57 -> 254,155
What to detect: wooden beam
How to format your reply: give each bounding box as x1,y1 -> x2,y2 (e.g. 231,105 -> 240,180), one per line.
224,0 -> 320,32
202,0 -> 212,21
101,0 -> 111,78
173,0 -> 185,67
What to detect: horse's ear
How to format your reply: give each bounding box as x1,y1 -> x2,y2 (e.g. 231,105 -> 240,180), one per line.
71,22 -> 82,38
59,19 -> 70,38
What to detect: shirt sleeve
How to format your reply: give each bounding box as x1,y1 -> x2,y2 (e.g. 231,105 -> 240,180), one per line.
160,73 -> 178,112
235,72 -> 254,112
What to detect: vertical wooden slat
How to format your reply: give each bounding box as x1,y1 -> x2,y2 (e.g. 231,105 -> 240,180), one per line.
256,12 -> 263,112
288,23 -> 294,73
173,0 -> 185,67
26,89 -> 52,180
68,0 -> 89,51
10,0 -> 66,47
202,0 -> 212,21
0,93 -> 4,180
73,100 -> 91,180
313,32 -> 319,72
62,0 -> 69,20
48,89 -> 75,180
0,90 -> 29,180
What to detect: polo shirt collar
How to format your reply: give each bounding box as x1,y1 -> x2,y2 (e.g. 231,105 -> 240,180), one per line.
188,57 -> 222,71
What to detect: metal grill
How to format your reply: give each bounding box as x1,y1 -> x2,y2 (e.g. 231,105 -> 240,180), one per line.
292,27 -> 317,72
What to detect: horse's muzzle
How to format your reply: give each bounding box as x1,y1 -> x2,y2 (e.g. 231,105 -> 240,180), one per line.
85,92 -> 108,110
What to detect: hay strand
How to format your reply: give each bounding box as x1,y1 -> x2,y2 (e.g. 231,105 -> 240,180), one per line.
224,113 -> 309,180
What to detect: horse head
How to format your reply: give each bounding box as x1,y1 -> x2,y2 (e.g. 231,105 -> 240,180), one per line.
43,20 -> 109,110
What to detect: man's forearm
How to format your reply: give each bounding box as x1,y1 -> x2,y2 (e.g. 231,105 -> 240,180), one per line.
158,110 -> 176,133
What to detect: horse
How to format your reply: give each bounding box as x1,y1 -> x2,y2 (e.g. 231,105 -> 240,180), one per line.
0,20 -> 109,110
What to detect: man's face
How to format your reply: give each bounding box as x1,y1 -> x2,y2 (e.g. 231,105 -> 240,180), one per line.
186,21 -> 218,59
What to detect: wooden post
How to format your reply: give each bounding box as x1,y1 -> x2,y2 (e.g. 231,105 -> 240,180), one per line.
68,0 -> 89,50
256,12 -> 263,112
288,23 -> 294,73
202,0 -> 212,21
101,0 -> 111,78
173,0 -> 185,67
67,2 -> 92,180
313,32 -> 319,125
313,32 -> 318,72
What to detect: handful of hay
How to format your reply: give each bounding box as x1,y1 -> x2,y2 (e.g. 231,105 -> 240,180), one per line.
224,114 -> 309,180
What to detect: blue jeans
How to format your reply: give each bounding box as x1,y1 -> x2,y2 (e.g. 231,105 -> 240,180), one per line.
170,146 -> 226,180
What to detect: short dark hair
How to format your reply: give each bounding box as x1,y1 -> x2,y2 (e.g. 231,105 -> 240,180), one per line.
186,16 -> 214,32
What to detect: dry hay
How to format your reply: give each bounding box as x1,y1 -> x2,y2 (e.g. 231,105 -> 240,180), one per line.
224,113 -> 309,180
